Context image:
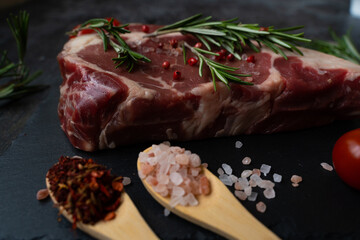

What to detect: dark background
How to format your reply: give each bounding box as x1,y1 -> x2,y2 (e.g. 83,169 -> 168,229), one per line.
1,0 -> 360,239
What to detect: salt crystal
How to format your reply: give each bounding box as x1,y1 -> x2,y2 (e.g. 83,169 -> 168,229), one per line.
263,188 -> 276,199
273,173 -> 282,183
235,141 -> 243,149
154,184 -> 167,193
170,172 -> 183,185
252,168 -> 261,176
123,177 -> 131,186
238,177 -> 249,189
172,186 -> 185,197
241,170 -> 252,178
242,157 -> 251,165
164,208 -> 171,217
248,191 -> 258,201
244,186 -> 252,196
320,162 -> 334,171
190,154 -> 201,167
219,174 -> 233,186
169,195 -> 183,207
158,174 -> 170,185
291,175 -> 302,184
292,183 -> 299,187
222,163 -> 233,175
256,201 -> 267,213
234,181 -> 243,190
230,174 -> 238,183
258,180 -> 275,189
217,168 -> 224,175
191,168 -> 200,177
250,174 -> 262,186
185,193 -> 199,206
249,179 -> 257,187
234,190 -> 247,201
175,154 -> 190,165
260,164 -> 271,176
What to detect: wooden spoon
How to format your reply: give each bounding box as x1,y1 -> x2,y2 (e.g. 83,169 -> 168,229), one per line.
138,147 -> 280,240
46,173 -> 158,240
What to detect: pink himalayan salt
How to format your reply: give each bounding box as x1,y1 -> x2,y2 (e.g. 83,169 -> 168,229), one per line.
256,201 -> 267,213
139,143 -> 210,207
234,190 -> 247,201
242,157 -> 251,165
291,175 -> 303,184
320,162 -> 333,171
252,168 -> 261,176
36,189 -> 49,200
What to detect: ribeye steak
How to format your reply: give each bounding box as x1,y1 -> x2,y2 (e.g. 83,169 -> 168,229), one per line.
57,24 -> 360,151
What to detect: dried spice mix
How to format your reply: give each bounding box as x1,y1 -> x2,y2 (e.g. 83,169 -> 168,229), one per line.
47,156 -> 124,228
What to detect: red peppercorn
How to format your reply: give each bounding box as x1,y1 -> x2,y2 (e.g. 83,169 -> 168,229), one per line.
187,57 -> 198,66
246,55 -> 255,63
158,42 -> 164,48
227,53 -> 235,61
142,25 -> 149,33
259,27 -> 269,31
162,61 -> 170,69
194,42 -> 202,48
215,51 -> 226,61
220,49 -> 227,55
169,39 -> 178,48
173,70 -> 181,80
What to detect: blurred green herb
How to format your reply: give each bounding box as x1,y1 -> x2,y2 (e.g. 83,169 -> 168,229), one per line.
306,30 -> 360,64
145,13 -> 311,60
0,11 -> 44,100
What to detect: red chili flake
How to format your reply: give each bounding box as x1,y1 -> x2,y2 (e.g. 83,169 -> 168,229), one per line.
227,53 -> 235,61
194,42 -> 202,48
112,181 -> 124,192
169,39 -> 178,48
173,70 -> 181,80
259,27 -> 269,31
158,42 -> 164,48
142,25 -> 150,33
246,55 -> 255,63
162,61 -> 170,69
36,189 -> 49,200
47,156 -> 124,227
104,211 -> 116,221
187,57 -> 198,66
77,28 -> 96,36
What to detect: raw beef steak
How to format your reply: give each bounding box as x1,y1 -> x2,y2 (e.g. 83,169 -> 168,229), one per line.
57,24 -> 360,151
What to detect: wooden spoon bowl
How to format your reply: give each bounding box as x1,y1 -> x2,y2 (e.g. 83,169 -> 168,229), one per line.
138,147 -> 280,240
46,171 -> 158,240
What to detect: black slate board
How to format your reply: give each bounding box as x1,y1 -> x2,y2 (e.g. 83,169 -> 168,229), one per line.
1,0 -> 360,239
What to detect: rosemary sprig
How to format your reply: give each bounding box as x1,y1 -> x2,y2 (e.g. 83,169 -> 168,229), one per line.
67,18 -> 151,71
145,13 -> 311,60
306,30 -> 360,65
183,42 -> 252,91
0,11 -> 44,100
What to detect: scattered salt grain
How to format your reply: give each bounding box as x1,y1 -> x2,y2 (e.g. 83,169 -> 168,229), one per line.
217,168 -> 224,175
164,208 -> 171,217
235,141 -> 243,149
242,157 -> 251,165
247,191 -> 258,201
244,186 -> 252,196
258,180 -> 275,189
229,174 -> 238,183
222,163 -> 233,175
241,170 -> 252,178
219,174 -> 233,186
36,189 -> 49,201
256,201 -> 267,213
273,173 -> 282,183
252,168 -> 261,176
234,190 -> 247,201
237,177 -> 249,189
249,179 -> 257,187
260,164 -> 271,176
263,188 -> 276,199
291,175 -> 302,187
320,162 -> 333,171
123,177 -> 131,186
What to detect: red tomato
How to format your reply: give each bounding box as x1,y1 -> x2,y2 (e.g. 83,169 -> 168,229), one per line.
332,129 -> 360,190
